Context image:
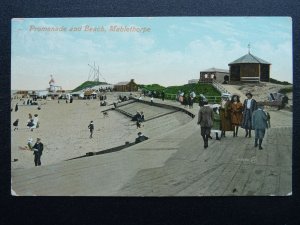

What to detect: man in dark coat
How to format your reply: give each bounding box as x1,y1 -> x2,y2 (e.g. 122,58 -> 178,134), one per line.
88,121 -> 94,138
197,100 -> 214,148
241,92 -> 257,138
32,138 -> 44,166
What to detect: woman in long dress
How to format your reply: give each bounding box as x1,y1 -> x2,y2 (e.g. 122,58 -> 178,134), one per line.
229,95 -> 243,137
219,96 -> 233,137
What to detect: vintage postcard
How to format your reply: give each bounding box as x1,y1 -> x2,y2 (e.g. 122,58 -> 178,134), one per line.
11,17 -> 292,196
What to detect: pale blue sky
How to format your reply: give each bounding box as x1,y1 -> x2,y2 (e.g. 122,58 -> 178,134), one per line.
11,17 -> 292,90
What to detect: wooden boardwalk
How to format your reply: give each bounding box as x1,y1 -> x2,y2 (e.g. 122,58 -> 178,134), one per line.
117,126 -> 292,196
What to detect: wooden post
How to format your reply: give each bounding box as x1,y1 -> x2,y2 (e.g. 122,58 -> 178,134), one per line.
258,64 -> 261,81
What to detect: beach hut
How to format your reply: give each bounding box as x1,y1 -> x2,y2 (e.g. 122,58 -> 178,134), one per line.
114,79 -> 138,92
199,68 -> 230,83
228,52 -> 271,83
84,90 -> 97,99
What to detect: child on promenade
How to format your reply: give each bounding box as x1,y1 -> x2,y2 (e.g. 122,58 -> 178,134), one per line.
252,104 -> 268,150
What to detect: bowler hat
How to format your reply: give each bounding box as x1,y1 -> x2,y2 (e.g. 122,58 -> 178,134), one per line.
246,92 -> 253,97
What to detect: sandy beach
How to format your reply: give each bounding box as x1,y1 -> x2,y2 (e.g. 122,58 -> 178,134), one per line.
11,93 -> 146,169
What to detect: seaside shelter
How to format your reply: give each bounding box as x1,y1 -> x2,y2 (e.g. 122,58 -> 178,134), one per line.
228,52 -> 271,83
84,90 -> 97,99
199,68 -> 230,83
114,79 -> 138,92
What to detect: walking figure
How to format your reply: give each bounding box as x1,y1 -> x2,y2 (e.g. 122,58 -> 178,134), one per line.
88,121 -> 94,138
252,104 -> 268,150
32,138 -> 44,166
197,100 -> 214,149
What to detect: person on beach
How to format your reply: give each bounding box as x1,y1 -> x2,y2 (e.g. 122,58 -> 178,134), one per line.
197,100 -> 214,149
28,114 -> 39,131
219,96 -> 233,137
252,104 -> 268,150
241,92 -> 257,138
26,113 -> 33,126
27,137 -> 33,150
88,121 -> 94,138
132,111 -> 141,121
15,103 -> 19,112
13,119 -> 19,131
135,132 -> 149,144
229,94 -> 243,137
32,138 -> 44,166
140,112 -> 145,122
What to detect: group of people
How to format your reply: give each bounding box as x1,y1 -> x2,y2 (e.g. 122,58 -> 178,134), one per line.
132,111 -> 145,128
177,91 -> 196,109
12,113 -> 40,132
27,113 -> 39,131
198,92 -> 269,150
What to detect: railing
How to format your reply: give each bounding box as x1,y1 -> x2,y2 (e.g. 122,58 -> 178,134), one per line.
164,93 -> 221,104
212,80 -> 230,94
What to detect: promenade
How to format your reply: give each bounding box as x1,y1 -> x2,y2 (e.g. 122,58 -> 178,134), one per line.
11,94 -> 292,196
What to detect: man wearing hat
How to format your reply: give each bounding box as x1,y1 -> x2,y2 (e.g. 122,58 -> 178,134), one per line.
197,100 -> 214,148
241,92 -> 257,138
32,138 -> 44,166
252,104 -> 268,149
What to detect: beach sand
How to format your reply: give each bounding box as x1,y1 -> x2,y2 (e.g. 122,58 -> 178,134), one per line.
11,93 -> 144,169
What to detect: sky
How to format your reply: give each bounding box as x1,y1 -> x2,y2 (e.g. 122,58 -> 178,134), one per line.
11,17 -> 293,90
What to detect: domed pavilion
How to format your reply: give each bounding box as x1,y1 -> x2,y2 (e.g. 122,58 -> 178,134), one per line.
228,50 -> 271,83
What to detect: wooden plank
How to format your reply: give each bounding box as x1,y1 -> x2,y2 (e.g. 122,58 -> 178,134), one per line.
242,165 -> 267,196
175,164 -> 226,196
259,166 -> 280,195
223,164 -> 254,196
208,163 -> 241,196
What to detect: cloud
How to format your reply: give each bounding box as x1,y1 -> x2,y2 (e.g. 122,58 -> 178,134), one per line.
11,18 -> 293,89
